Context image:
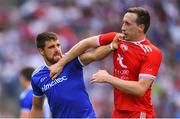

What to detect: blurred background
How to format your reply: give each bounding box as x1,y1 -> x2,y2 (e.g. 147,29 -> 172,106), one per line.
0,0 -> 180,117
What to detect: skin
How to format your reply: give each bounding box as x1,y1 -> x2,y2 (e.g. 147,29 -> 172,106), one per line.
122,12 -> 145,41
39,40 -> 63,66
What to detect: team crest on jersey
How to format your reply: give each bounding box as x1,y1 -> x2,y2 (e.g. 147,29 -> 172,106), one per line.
120,44 -> 128,51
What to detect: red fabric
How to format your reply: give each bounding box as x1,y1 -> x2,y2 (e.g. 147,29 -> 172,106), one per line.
112,109 -> 155,118
99,32 -> 162,113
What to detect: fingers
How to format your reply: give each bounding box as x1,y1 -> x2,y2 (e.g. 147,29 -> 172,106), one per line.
50,71 -> 59,80
51,73 -> 59,80
117,33 -> 124,39
91,73 -> 97,84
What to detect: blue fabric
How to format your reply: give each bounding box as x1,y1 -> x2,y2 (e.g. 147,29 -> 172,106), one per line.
31,57 -> 96,118
19,88 -> 33,111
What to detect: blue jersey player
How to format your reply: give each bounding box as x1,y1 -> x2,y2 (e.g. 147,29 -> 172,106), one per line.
19,67 -> 34,118
19,67 -> 52,118
30,32 -> 115,118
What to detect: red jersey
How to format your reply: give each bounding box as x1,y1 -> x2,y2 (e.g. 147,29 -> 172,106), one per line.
98,32 -> 162,113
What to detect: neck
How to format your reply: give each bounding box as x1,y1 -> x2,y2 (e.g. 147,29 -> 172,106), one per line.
24,83 -> 31,89
133,34 -> 145,41
44,58 -> 53,66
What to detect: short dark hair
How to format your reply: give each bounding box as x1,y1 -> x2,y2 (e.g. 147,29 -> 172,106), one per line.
35,32 -> 58,48
126,7 -> 150,33
20,67 -> 35,81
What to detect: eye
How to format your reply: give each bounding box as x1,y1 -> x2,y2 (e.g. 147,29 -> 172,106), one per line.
48,45 -> 55,49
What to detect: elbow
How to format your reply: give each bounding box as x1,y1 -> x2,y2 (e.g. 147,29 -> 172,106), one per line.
134,88 -> 146,97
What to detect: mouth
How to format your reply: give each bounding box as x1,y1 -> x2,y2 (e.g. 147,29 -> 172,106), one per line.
53,54 -> 62,60
122,31 -> 127,36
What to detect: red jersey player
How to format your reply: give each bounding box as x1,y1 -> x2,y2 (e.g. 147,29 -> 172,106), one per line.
91,32 -> 162,118
49,7 -> 162,118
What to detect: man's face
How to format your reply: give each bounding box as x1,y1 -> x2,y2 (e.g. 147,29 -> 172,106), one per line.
19,75 -> 26,88
121,12 -> 142,41
40,39 -> 63,64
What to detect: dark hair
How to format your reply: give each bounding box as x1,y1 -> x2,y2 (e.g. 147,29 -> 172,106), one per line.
35,32 -> 58,48
126,7 -> 150,33
20,67 -> 35,81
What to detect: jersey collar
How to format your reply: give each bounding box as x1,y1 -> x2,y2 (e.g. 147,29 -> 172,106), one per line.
120,37 -> 146,45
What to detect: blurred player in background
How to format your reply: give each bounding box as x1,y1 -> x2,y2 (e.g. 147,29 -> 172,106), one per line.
49,7 -> 162,118
19,67 -> 51,118
19,67 -> 34,118
30,32 -> 117,118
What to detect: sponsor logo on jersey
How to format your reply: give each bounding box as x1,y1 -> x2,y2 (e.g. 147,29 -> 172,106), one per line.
120,44 -> 128,51
117,54 -> 127,68
40,77 -> 47,82
42,76 -> 68,92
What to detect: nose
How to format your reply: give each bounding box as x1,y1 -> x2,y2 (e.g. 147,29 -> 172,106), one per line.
54,45 -> 60,52
121,23 -> 126,32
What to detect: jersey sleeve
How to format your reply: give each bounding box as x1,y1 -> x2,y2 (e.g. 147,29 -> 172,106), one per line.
139,50 -> 162,79
98,32 -> 116,46
31,77 -> 44,97
19,91 -> 32,111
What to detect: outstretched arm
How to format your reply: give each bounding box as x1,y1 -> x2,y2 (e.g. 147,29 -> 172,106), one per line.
79,45 -> 113,66
49,34 -> 121,79
79,34 -> 120,65
49,36 -> 100,79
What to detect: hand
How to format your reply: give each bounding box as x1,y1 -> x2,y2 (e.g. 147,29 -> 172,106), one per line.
112,33 -> 124,49
49,63 -> 63,80
91,70 -> 110,84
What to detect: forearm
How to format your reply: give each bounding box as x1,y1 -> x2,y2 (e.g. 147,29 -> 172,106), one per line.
93,45 -> 113,61
105,75 -> 145,96
58,36 -> 99,66
20,111 -> 30,118
80,45 -> 113,65
31,107 -> 43,118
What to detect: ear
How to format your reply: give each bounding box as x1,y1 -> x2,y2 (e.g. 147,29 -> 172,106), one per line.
39,48 -> 44,56
138,24 -> 145,33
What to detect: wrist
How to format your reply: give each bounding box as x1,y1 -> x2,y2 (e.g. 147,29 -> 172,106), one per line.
104,74 -> 113,83
57,59 -> 65,67
109,43 -> 116,51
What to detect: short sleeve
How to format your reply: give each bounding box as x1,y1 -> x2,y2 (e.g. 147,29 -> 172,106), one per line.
31,77 -> 44,97
19,91 -> 32,111
139,50 -> 162,79
99,32 -> 116,46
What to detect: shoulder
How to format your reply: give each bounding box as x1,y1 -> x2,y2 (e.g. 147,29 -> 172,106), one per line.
20,88 -> 33,100
32,65 -> 47,78
142,40 -> 163,62
149,41 -> 162,57
68,57 -> 82,66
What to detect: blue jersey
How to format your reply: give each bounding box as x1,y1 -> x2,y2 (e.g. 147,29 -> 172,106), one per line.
19,88 -> 33,112
31,57 -> 96,118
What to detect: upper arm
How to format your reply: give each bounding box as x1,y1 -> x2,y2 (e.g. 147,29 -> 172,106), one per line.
138,49 -> 162,95
99,32 -> 116,45
140,50 -> 162,78
31,77 -> 44,97
32,96 -> 44,110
